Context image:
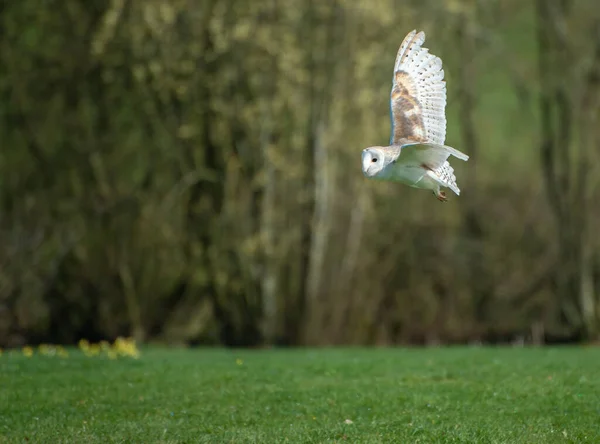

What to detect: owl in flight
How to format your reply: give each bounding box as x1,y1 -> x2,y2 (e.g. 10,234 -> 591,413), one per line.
361,30 -> 469,201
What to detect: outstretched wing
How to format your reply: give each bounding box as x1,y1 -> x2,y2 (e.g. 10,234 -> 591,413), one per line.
389,30 -> 447,146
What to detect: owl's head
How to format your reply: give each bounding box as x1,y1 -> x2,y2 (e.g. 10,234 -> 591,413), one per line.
362,146 -> 388,177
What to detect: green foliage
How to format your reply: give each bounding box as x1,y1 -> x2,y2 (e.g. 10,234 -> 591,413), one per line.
1,347 -> 599,442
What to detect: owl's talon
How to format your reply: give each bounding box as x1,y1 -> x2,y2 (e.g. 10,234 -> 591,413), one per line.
435,190 -> 447,202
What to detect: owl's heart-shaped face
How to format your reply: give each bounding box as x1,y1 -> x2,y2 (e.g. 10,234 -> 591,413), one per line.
362,147 -> 387,177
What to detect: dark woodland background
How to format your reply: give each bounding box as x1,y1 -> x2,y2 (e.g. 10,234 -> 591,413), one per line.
1,0 -> 600,348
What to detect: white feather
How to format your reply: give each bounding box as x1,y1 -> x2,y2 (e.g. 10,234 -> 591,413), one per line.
396,142 -> 469,195
393,32 -> 447,145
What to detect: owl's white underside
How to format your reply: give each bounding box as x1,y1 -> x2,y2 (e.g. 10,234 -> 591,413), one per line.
372,158 -> 457,195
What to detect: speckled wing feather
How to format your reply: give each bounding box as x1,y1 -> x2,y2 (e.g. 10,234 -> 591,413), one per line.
389,30 -> 447,146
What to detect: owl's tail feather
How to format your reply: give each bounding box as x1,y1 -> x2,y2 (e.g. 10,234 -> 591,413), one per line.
399,142 -> 469,195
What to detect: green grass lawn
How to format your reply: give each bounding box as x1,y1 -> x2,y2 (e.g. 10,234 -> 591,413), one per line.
1,347 -> 599,443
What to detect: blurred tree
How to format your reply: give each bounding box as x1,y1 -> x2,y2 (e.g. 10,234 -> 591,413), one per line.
1,0 -> 599,347
536,0 -> 600,340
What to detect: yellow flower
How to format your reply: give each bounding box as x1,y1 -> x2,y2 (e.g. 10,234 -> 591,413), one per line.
38,344 -> 56,356
22,346 -> 34,357
99,340 -> 110,351
57,346 -> 69,358
78,339 -> 90,351
85,344 -> 100,357
113,337 -> 140,359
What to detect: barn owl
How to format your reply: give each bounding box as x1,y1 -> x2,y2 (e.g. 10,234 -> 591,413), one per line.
361,30 -> 469,201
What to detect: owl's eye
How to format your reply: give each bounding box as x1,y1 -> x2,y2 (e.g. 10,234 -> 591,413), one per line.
371,158 -> 378,163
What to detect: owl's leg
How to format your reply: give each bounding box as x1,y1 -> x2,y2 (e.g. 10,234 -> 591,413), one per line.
434,189 -> 447,202
423,170 -> 448,202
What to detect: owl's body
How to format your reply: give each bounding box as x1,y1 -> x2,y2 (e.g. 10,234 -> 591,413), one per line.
361,30 -> 469,201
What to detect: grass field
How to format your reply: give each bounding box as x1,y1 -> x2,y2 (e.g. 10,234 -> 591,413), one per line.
1,347 -> 599,443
